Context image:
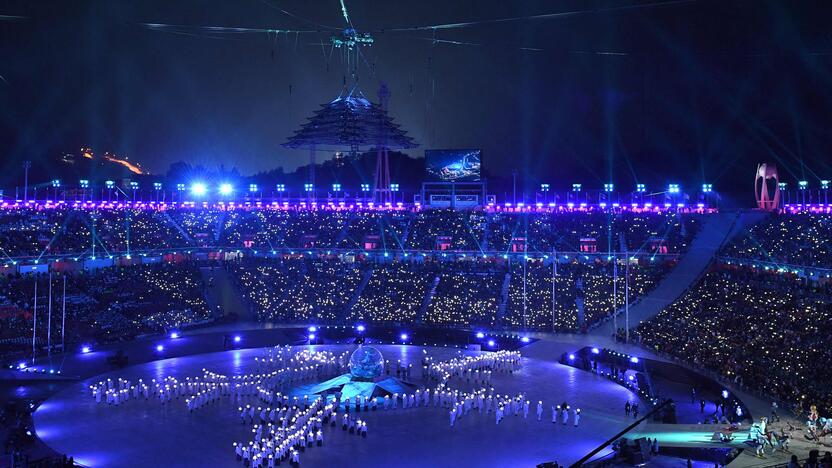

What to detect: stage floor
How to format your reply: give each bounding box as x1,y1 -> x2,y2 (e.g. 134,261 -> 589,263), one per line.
33,342 -> 645,467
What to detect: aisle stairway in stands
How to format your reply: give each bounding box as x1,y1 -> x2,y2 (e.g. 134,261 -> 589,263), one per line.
592,211 -> 767,336
200,265 -> 251,321
495,273 -> 512,324
344,268 -> 373,315
416,275 -> 441,323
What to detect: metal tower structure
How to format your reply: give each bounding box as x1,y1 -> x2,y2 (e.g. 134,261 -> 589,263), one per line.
283,86 -> 417,199
374,83 -> 392,204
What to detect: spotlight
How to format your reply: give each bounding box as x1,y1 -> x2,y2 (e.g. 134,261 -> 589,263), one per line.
628,375 -> 635,381
233,335 -> 241,343
568,354 -> 575,360
487,340 -> 496,347
400,333 -> 409,341
191,182 -> 207,196
156,344 -> 164,352
721,390 -> 729,399
475,332 -> 485,339
170,332 -> 179,339
219,183 -> 233,196
520,337 -> 530,343
308,334 -> 316,341
356,325 -> 365,333
591,347 -> 600,354
308,326 -> 317,332
629,356 -> 639,364
81,346 -> 91,354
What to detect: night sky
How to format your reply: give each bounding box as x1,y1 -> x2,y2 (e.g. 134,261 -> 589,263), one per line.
1,0 -> 831,200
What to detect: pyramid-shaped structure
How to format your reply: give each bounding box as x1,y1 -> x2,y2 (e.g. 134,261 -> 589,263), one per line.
283,87 -> 418,151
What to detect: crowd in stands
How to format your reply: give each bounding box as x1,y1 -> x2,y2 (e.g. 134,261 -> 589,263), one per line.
425,266 -> 504,327
0,207 -> 699,258
635,266 -> 832,414
0,262 -> 211,361
230,256 -> 670,332
0,207 -> 698,365
504,260 -> 670,330
721,212 -> 832,268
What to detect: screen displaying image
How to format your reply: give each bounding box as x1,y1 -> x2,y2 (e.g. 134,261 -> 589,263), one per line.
425,149 -> 481,182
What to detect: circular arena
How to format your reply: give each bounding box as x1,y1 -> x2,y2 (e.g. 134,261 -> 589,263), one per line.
0,203 -> 828,468
4,1 -> 832,465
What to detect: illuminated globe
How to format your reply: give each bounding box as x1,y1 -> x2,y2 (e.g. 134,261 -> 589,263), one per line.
349,346 -> 384,379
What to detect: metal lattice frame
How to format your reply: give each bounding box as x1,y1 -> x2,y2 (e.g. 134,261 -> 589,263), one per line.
283,87 -> 417,199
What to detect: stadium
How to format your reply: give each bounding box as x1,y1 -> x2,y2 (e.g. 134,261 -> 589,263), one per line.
2,1 -> 832,467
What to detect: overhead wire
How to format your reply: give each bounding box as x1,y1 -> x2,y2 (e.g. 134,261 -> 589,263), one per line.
258,0 -> 339,30
383,0 -> 696,32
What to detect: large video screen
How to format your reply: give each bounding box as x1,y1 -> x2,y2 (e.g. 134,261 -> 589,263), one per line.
425,149 -> 482,182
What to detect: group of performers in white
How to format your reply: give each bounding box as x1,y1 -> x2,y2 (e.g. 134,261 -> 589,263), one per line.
85,345 -> 600,466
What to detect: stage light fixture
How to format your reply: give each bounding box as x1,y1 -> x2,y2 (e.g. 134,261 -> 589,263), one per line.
191,182 -> 207,196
